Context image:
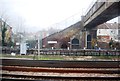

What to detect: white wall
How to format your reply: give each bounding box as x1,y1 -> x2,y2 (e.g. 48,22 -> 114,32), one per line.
97,29 -> 118,41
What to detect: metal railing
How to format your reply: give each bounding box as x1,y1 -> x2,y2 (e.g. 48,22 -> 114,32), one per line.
2,48 -> 120,56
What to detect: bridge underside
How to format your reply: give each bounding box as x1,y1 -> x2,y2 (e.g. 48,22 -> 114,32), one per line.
84,2 -> 120,30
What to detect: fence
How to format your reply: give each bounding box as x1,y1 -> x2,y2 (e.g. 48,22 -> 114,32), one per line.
2,47 -> 120,56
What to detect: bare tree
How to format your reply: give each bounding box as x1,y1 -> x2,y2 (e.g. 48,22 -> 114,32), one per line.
0,6 -> 10,22
12,16 -> 26,34
0,6 -> 14,47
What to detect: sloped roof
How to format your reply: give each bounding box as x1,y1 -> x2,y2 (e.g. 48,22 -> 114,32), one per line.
42,22 -> 119,43
95,23 -> 119,29
42,21 -> 81,42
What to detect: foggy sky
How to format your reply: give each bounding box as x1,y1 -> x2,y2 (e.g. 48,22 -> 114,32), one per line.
0,0 -> 118,33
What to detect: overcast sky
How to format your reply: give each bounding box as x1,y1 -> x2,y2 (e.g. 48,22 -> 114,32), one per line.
0,0 -> 118,33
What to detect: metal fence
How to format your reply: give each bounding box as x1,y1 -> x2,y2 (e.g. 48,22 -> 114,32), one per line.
39,49 -> 119,56
2,48 -> 120,56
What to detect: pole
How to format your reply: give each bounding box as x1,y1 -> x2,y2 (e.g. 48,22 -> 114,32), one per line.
38,35 -> 40,60
85,30 -> 87,49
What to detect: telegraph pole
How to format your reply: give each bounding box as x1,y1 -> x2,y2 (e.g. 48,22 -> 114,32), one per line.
37,35 -> 40,60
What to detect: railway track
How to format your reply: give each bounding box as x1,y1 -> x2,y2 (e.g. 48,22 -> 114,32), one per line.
1,74 -> 119,81
1,59 -> 120,81
1,59 -> 119,68
1,66 -> 119,74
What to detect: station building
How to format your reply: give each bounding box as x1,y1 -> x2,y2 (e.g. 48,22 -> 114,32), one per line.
42,22 -> 119,49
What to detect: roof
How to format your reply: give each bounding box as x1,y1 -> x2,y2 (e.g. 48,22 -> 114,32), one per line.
95,23 -> 119,29
42,21 -> 81,42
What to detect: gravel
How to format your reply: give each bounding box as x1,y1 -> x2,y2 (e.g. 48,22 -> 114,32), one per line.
2,70 -> 119,77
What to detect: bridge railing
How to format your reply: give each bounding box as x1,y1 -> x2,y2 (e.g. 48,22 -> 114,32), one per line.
83,0 -> 118,25
84,0 -> 105,23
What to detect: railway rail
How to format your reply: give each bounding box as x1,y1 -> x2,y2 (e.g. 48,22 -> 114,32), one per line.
2,66 -> 119,74
1,59 -> 120,68
1,59 -> 120,81
1,74 -> 119,81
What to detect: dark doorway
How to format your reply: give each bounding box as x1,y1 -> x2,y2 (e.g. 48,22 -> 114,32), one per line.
87,35 -> 91,49
72,38 -> 79,44
61,43 -> 68,49
71,38 -> 79,49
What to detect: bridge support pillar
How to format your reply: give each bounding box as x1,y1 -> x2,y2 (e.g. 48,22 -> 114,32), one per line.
82,30 -> 92,49
82,29 -> 88,49
85,31 -> 88,49
118,16 -> 120,41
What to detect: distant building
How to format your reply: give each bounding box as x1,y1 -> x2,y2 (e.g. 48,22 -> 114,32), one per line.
41,22 -> 119,49
90,23 -> 119,49
97,23 -> 119,43
42,21 -> 81,49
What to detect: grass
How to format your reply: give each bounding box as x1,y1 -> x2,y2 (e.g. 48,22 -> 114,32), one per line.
0,54 -> 92,60
93,55 -> 119,60
0,54 -> 67,60
0,54 -> 34,59
37,55 -> 64,60
0,54 -> 119,61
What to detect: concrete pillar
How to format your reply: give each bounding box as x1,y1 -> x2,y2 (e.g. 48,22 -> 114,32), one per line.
118,16 -> 120,41
81,30 -> 88,49
85,31 -> 88,48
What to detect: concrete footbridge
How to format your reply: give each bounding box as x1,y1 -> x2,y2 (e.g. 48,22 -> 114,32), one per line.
82,0 -> 120,29
42,0 -> 120,49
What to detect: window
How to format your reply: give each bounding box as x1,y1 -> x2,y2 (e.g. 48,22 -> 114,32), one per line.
99,30 -> 100,33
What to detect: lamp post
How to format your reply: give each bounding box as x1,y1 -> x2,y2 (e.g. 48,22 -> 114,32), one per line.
37,31 -> 43,60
